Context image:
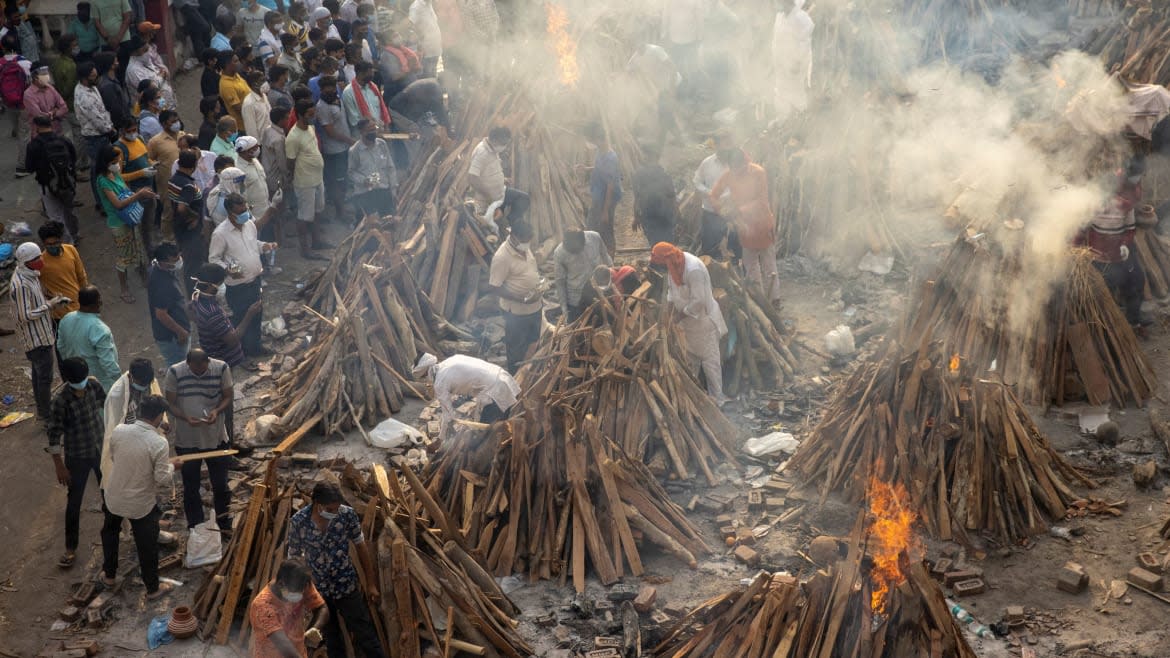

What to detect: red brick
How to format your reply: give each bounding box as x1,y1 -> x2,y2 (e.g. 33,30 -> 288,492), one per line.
633,585 -> 657,613
930,558 -> 953,581
1137,552 -> 1161,573
944,569 -> 979,586
953,579 -> 986,596
733,545 -> 760,567
1056,563 -> 1088,594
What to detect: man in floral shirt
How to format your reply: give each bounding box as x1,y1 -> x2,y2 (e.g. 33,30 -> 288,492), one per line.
286,482 -> 385,658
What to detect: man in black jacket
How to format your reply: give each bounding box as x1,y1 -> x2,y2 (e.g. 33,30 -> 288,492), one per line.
26,115 -> 79,240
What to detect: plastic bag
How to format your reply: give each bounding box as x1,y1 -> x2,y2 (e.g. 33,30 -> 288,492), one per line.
743,431 -> 799,457
7,222 -> 30,237
366,417 -> 424,450
261,316 -> 288,338
185,519 -> 223,568
824,325 -> 856,357
147,615 -> 174,649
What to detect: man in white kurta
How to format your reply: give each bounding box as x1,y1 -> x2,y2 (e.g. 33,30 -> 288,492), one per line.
413,353 -> 520,434
771,0 -> 814,121
650,242 -> 729,404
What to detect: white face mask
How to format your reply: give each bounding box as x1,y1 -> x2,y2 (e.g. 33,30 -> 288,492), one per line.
124,132 -> 138,142
109,162 -> 121,173
273,22 -> 284,32
513,240 -> 530,252
281,589 -> 304,604
169,120 -> 181,132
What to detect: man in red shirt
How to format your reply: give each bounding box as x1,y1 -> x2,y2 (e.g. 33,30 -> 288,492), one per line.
1074,157 -> 1146,332
250,559 -> 329,658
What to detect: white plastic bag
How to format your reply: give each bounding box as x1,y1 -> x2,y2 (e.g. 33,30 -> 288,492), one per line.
824,325 -> 856,357
367,417 -> 424,450
185,520 -> 223,568
743,431 -> 799,457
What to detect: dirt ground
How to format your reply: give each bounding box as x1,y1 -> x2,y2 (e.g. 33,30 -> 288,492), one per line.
2,70 -> 1170,658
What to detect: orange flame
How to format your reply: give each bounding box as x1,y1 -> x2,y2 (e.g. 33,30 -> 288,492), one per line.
867,477 -> 921,615
949,354 -> 960,373
545,3 -> 579,87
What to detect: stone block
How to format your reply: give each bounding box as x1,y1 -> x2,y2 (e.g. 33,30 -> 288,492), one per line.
1127,567 -> 1163,592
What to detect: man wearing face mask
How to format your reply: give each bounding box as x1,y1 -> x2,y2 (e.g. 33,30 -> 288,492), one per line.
487,221 -> 543,373
99,394 -> 180,599
211,115 -> 240,159
235,136 -> 282,274
75,61 -> 113,208
190,264 -> 255,367
378,27 -> 419,100
257,11 -> 284,70
347,118 -> 395,221
57,285 -> 121,393
553,228 -> 612,323
340,60 -> 388,133
147,109 -> 182,235
38,222 -> 88,322
242,70 -> 273,142
249,560 -> 330,658
101,358 -> 159,480
47,357 -> 107,570
23,66 -> 69,148
164,348 -> 234,529
124,34 -> 175,110
70,2 -> 102,60
287,482 -> 386,658
115,116 -> 158,255
169,151 -> 208,293
146,242 -> 191,366
209,193 -> 277,357
469,126 -> 529,234
11,243 -> 71,420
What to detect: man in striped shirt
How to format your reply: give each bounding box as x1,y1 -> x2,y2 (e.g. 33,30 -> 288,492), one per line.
164,348 -> 234,530
10,242 -> 70,420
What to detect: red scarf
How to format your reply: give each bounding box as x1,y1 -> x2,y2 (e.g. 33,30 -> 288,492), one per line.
352,80 -> 391,127
384,44 -> 420,73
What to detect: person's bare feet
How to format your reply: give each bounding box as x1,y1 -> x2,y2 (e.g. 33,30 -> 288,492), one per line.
145,582 -> 174,600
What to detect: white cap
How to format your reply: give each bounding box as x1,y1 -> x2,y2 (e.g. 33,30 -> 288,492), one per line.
234,135 -> 260,152
311,7 -> 331,22
412,353 -> 438,379
15,242 -> 41,263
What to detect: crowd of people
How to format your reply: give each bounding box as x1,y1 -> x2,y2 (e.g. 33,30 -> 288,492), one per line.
1,0 -> 825,654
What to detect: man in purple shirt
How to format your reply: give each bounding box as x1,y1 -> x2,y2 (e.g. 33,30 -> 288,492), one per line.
189,263 -> 258,368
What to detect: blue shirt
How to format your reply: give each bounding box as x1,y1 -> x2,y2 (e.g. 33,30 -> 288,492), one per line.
210,32 -> 231,51
590,149 -> 622,204
56,311 -> 121,394
286,505 -> 363,598
255,0 -> 277,9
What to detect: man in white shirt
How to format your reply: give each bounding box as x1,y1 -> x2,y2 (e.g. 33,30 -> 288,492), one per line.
413,353 -> 519,436
208,192 -> 277,356
487,220 -> 542,374
241,70 -> 272,140
692,131 -> 738,257
408,0 -> 441,78
771,0 -> 814,121
99,394 -> 179,599
650,241 -> 729,405
468,126 -> 529,233
257,11 -> 284,69
661,0 -> 711,85
235,135 -> 280,273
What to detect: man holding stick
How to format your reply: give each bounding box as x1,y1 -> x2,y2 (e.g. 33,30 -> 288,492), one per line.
553,228 -> 611,323
487,220 -> 543,373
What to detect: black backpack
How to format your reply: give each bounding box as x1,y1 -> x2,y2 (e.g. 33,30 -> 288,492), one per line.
40,135 -> 76,196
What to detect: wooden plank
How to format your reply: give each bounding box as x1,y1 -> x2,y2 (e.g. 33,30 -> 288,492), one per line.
1067,321 -> 1112,406
584,415 -> 643,577
272,413 -> 324,456
214,483 -> 268,644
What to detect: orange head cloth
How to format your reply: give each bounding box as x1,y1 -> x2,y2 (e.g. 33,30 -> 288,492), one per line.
650,242 -> 685,286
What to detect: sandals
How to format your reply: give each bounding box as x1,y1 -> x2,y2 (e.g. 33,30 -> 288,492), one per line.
101,574 -> 116,587
57,553 -> 76,569
145,582 -> 174,600
119,291 -> 136,304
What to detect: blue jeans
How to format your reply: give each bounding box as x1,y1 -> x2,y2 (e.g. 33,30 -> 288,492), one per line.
156,336 -> 191,369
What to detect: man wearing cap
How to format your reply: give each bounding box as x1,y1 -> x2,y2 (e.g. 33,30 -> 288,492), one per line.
234,135 -> 281,273
311,6 -> 341,40
414,353 -> 519,435
649,241 -> 729,405
10,243 -> 72,419
208,193 -> 277,356
126,31 -> 175,110
23,65 -> 68,138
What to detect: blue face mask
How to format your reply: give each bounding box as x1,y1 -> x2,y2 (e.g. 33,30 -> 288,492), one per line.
131,382 -> 148,392
68,380 -> 88,390
228,131 -> 239,144
235,210 -> 253,224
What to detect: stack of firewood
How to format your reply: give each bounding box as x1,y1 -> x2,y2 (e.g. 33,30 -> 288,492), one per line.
1135,224 -> 1170,299
426,291 -> 728,590
788,337 -> 1093,545
653,515 -> 977,657
273,217 -> 472,436
194,459 -> 532,657
1082,2 -> 1170,86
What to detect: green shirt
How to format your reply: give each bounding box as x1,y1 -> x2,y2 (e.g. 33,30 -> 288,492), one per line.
50,57 -> 77,110
57,311 -> 121,393
90,0 -> 131,44
97,174 -> 130,228
68,17 -> 102,54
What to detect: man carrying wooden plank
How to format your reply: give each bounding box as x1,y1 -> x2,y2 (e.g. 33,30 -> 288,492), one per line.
286,482 -> 385,658
650,241 -> 730,406
413,352 -> 520,434
487,220 -> 543,373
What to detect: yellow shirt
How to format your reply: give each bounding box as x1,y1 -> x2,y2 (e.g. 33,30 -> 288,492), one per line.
219,74 -> 251,129
39,244 -> 88,319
